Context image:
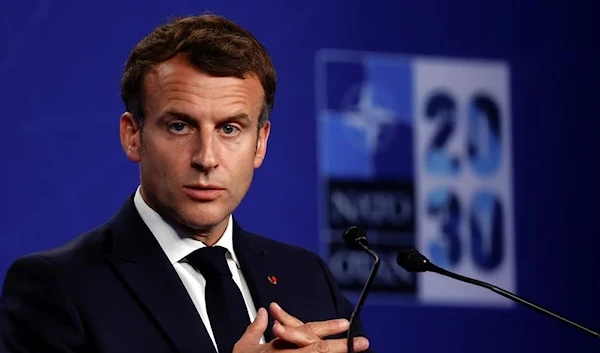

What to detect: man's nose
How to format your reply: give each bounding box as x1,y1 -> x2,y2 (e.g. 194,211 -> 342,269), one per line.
191,131 -> 218,170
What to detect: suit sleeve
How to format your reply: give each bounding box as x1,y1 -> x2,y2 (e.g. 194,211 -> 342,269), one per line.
315,255 -> 377,353
0,255 -> 89,353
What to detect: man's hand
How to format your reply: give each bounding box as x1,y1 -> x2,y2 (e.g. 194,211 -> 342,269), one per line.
233,305 -> 370,353
269,302 -> 369,351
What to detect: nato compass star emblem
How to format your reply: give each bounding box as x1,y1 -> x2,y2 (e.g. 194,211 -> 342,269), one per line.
338,81 -> 402,154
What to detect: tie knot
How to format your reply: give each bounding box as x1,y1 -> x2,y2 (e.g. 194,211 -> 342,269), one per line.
186,246 -> 231,279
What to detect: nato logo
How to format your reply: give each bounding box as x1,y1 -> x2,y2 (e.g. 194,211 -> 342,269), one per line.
316,49 -> 515,307
315,50 -> 418,304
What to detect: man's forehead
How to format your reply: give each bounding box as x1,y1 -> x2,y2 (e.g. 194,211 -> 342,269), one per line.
146,55 -> 261,83
141,61 -> 265,120
143,57 -> 263,95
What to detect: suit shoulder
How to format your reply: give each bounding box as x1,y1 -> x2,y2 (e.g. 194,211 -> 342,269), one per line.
11,223 -> 112,269
244,230 -> 325,262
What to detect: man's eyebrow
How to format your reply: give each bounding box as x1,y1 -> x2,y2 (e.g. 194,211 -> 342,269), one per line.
226,113 -> 251,124
159,110 -> 197,124
158,111 -> 253,125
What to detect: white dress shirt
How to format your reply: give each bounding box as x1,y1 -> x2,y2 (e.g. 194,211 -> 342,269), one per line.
133,186 -> 264,351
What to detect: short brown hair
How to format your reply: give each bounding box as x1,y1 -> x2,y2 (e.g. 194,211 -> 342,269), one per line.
120,14 -> 276,128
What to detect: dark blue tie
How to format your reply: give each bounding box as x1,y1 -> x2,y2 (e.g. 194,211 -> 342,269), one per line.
186,246 -> 250,353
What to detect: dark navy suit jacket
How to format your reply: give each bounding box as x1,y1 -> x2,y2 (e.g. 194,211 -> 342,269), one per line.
0,195 -> 373,353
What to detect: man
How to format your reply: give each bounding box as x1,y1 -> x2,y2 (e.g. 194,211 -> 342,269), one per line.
0,14 -> 373,353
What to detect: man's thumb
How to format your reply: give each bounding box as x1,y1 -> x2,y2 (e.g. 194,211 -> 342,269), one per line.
239,307 -> 268,345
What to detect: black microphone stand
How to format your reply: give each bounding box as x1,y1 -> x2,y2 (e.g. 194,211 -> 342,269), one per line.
430,263 -> 600,339
397,247 -> 600,340
347,243 -> 380,353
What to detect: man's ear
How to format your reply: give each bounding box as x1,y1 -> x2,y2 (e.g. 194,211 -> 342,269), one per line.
254,121 -> 271,168
120,112 -> 142,162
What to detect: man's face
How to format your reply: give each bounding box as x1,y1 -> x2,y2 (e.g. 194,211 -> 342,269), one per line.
120,54 -> 270,238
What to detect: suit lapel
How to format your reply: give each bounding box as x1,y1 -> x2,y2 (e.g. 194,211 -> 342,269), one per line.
232,220 -> 281,342
105,196 -> 216,353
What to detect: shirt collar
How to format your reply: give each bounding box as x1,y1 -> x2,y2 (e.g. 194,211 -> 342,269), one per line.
133,186 -> 239,267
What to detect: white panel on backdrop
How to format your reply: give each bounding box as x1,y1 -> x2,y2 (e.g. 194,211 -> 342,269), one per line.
413,58 -> 515,306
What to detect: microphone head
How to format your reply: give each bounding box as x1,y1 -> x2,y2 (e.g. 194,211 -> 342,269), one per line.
342,226 -> 368,250
396,247 -> 431,272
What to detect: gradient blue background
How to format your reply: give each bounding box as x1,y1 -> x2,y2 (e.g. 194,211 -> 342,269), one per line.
1,0 -> 598,352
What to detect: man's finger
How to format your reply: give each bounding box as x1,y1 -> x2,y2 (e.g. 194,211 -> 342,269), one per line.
272,320 -> 312,346
305,336 -> 370,353
269,302 -> 304,327
272,319 -> 350,347
237,307 -> 268,346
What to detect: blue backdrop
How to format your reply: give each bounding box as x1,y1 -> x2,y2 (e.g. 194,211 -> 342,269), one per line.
1,0 -> 598,352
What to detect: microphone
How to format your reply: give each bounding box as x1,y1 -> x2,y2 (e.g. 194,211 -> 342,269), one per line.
342,226 -> 380,353
396,247 -> 600,339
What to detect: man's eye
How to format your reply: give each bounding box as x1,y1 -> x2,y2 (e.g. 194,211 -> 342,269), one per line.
221,125 -> 240,135
169,122 -> 188,133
